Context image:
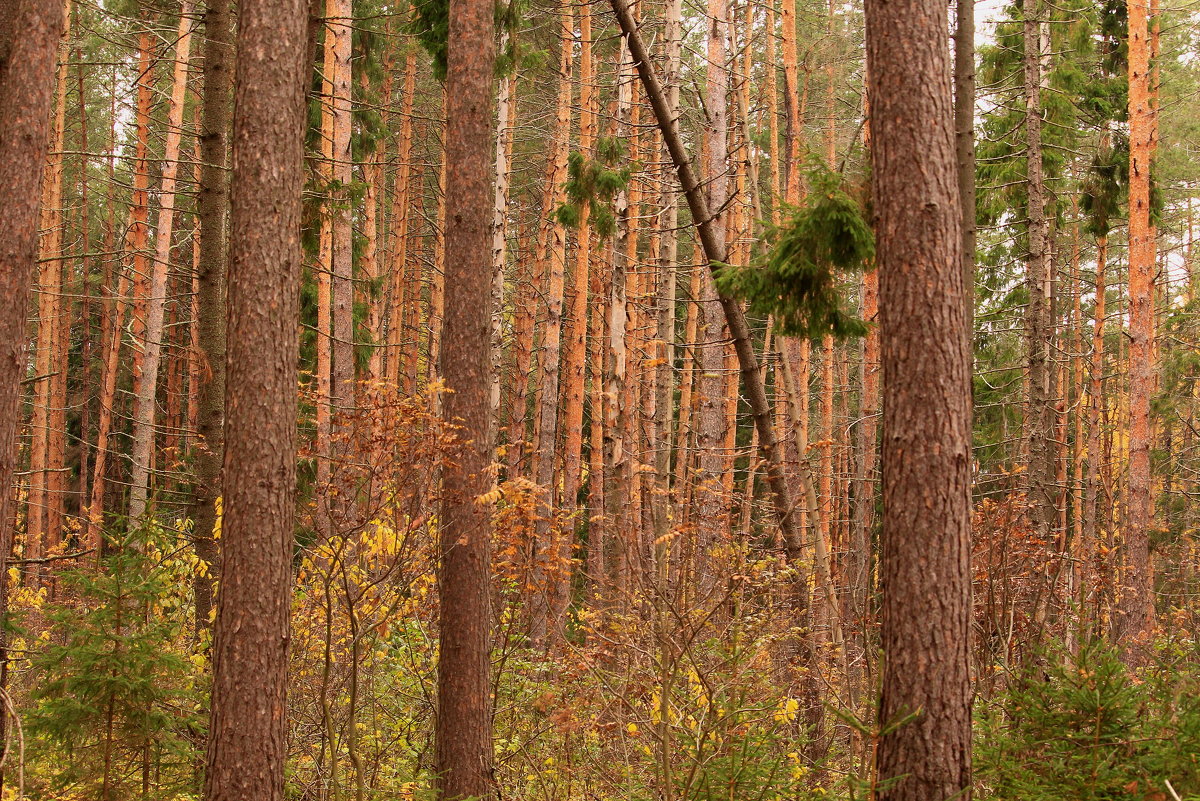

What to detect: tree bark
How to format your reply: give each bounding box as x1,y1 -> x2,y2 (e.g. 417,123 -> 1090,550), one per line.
1022,0 -> 1056,553
0,0 -> 65,752
694,0 -> 731,586
202,0 -> 307,792
1119,0 -> 1157,663
864,0 -> 974,794
434,0 -> 496,790
955,0 -> 976,345
384,49 -> 417,387
190,0 -> 234,640
650,0 -> 682,583
527,6 -> 571,644
557,4 -> 592,633
328,0 -> 354,413
28,4 -> 69,570
603,36 -> 633,609
128,4 -> 196,524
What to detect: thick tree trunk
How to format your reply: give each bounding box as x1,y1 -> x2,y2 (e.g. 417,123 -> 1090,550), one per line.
0,0 -> 65,751
864,0 -> 974,793
202,0 -> 307,793
29,8 -> 68,569
434,0 -> 496,790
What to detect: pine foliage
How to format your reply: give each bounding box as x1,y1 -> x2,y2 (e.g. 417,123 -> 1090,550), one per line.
717,168 -> 874,340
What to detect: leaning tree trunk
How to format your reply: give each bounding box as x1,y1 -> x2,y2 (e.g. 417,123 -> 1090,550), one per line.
202,0 -> 307,793
608,0 -> 803,567
865,0 -> 974,792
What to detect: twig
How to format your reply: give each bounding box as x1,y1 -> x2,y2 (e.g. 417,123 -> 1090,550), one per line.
10,549 -> 95,566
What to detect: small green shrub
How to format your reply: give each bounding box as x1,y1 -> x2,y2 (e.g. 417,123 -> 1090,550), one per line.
976,641 -> 1200,800
26,530 -> 202,800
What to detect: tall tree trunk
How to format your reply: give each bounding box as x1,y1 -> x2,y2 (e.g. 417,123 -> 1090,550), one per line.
129,31 -> 152,385
189,0 -> 234,640
506,213 -> 535,476
556,4 -> 593,634
603,37 -> 634,609
315,15 -> 334,519
864,0 -> 973,792
955,0 -> 976,345
1082,233 -> 1106,628
363,150 -> 383,381
0,0 -> 66,756
383,49 -> 416,387
694,0 -> 731,585
328,0 -> 354,414
587,219 -> 608,594
29,4 -> 69,570
204,0 -> 304,786
527,5 -> 572,644
780,0 -> 802,201
650,0 -> 682,584
1119,0 -> 1157,662
490,56 -> 514,451
435,0 -> 496,790
428,156 -> 447,386
203,0 -> 306,792
1022,0 -> 1056,552
85,259 -> 131,551
84,75 -> 132,552
76,55 -> 93,528
1069,222 -> 1085,651
128,4 -> 196,524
